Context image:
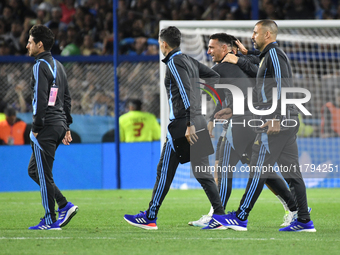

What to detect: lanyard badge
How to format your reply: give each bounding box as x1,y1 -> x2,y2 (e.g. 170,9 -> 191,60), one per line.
39,58 -> 58,106
48,84 -> 58,106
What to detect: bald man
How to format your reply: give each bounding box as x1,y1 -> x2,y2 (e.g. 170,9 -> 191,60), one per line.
210,20 -> 316,232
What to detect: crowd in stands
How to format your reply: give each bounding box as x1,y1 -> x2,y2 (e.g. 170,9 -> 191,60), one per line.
1,0 -> 340,139
0,0 -> 339,56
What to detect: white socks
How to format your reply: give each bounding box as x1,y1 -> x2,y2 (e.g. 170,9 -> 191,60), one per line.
208,206 -> 214,217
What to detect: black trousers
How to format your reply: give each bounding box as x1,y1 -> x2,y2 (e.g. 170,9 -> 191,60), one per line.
217,115 -> 296,211
236,117 -> 310,220
147,116 -> 225,219
28,125 -> 68,225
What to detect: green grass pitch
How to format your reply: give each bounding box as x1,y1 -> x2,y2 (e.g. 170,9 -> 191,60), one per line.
0,188 -> 339,255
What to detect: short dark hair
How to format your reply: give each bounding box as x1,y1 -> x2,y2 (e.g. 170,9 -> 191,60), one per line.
255,19 -> 278,35
159,26 -> 181,49
229,35 -> 238,48
29,25 -> 55,51
209,33 -> 233,48
128,98 -> 142,111
4,106 -> 16,117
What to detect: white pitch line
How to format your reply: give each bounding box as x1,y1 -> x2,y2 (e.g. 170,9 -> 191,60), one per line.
0,237 -> 117,240
139,237 -> 283,241
0,237 -> 281,241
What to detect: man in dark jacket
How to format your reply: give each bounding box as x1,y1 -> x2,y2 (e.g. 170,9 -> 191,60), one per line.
213,20 -> 316,232
124,26 -> 227,230
189,33 -> 298,229
26,25 -> 78,230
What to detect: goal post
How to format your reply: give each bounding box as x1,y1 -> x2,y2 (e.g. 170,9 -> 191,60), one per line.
158,20 -> 340,189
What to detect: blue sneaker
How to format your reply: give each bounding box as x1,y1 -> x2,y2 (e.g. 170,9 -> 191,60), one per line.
201,218 -> 227,230
279,219 -> 316,232
28,218 -> 61,230
213,212 -> 248,231
57,202 -> 78,227
124,211 -> 158,230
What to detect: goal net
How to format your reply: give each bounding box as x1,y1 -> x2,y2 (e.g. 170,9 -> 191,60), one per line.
159,20 -> 340,189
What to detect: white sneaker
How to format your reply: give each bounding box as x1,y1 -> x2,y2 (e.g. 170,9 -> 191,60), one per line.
188,215 -> 212,227
281,210 -> 297,226
281,207 -> 312,226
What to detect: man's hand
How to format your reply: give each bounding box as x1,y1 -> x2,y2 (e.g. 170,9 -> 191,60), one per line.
222,54 -> 239,64
207,121 -> 214,138
185,125 -> 198,145
214,108 -> 232,120
261,119 -> 280,135
33,132 -> 38,137
62,131 -> 73,145
235,40 -> 248,55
